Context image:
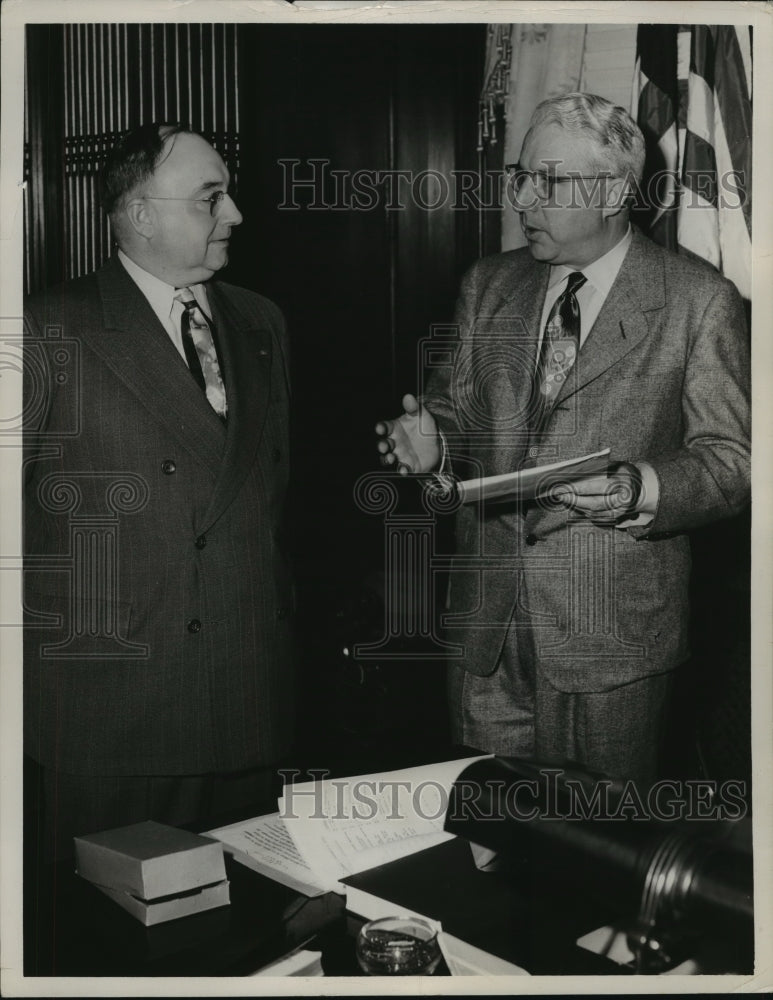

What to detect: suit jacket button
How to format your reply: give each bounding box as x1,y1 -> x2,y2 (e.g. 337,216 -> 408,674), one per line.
275,608 -> 287,620
525,533 -> 538,546
273,448 -> 282,463
187,618 -> 202,633
162,459 -> 177,475
195,535 -> 207,549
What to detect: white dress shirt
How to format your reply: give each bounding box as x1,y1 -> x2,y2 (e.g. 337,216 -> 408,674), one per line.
538,226 -> 633,354
118,249 -> 211,365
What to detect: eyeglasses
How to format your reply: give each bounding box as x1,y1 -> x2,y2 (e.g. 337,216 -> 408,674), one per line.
144,190 -> 229,217
505,163 -> 618,204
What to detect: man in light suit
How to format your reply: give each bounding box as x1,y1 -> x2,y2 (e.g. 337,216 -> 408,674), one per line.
24,124 -> 295,859
376,94 -> 750,785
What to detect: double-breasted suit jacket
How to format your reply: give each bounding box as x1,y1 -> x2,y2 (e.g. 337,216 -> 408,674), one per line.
24,256 -> 296,776
424,228 -> 750,693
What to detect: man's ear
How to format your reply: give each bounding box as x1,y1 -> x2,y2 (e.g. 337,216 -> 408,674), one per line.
124,198 -> 155,239
601,175 -> 634,220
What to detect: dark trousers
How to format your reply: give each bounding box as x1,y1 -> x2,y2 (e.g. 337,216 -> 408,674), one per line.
24,755 -> 277,864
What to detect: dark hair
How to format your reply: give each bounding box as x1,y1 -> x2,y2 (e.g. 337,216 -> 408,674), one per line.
100,122 -> 191,215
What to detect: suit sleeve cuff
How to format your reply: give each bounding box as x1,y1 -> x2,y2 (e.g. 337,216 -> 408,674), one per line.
615,461 -> 659,528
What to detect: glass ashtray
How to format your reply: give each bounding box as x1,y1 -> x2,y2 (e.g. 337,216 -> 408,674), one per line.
356,915 -> 442,975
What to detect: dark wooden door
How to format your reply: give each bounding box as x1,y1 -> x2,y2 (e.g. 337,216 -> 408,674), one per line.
233,25 -> 485,763
234,24 -> 484,567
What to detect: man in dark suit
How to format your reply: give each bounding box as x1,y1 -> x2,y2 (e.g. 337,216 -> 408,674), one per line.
376,93 -> 750,785
24,124 -> 295,859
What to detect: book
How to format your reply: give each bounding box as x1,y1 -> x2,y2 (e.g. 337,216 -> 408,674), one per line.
207,756 -> 488,897
91,879 -> 230,927
74,821 -> 229,925
453,448 -> 610,504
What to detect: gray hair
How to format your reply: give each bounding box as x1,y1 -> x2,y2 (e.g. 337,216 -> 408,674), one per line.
524,92 -> 645,182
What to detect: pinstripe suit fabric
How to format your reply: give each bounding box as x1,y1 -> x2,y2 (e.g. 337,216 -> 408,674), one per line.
24,256 -> 296,777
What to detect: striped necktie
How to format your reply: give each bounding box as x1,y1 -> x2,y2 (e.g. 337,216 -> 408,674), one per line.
174,288 -> 228,420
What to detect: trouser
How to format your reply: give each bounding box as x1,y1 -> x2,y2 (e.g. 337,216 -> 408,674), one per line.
447,623 -> 675,787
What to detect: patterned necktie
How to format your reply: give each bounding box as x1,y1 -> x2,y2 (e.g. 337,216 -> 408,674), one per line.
174,288 -> 228,420
532,270 -> 587,430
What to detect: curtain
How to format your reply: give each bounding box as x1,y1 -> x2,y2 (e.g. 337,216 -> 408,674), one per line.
480,24 -> 587,251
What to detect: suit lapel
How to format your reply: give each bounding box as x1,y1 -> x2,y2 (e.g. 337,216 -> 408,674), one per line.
552,228 -> 666,409
469,253 -> 547,463
495,253 -> 548,409
92,258 -> 226,477
199,283 -> 274,532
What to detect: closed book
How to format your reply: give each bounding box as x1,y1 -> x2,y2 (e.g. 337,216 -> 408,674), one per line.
93,879 -> 231,927
74,820 -> 229,925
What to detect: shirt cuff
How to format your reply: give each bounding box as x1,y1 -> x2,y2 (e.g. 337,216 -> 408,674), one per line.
615,460 -> 659,528
436,431 -> 449,474
430,430 -> 456,491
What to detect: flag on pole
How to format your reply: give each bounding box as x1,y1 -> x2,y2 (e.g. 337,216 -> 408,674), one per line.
632,25 -> 752,299
631,26 -> 680,251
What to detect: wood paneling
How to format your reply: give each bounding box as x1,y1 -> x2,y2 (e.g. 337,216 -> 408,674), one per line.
25,26 -> 65,295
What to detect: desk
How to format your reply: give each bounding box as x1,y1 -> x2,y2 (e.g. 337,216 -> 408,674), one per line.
24,835 -> 626,977
25,852 -> 344,977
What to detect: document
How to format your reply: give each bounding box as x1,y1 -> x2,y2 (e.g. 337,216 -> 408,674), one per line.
439,933 -> 531,977
455,448 -> 611,504
207,812 -> 329,897
208,756 -> 488,896
251,949 -> 324,977
278,758 -> 485,893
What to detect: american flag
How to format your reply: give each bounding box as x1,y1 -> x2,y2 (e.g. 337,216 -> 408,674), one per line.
632,25 -> 752,299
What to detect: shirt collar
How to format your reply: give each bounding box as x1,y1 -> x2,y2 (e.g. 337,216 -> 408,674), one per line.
547,225 -> 633,297
117,249 -> 209,317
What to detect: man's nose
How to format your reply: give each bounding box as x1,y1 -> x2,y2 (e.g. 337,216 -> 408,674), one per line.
511,176 -> 541,213
221,193 -> 243,226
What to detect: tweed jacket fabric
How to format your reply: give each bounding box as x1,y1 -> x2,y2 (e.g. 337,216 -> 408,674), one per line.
24,256 -> 296,776
424,227 -> 750,692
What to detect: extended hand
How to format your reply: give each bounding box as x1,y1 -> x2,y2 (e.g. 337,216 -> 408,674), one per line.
552,462 -> 643,525
375,393 -> 440,475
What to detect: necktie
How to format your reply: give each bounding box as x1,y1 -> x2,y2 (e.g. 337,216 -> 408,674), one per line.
175,288 -> 228,420
532,270 -> 587,430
